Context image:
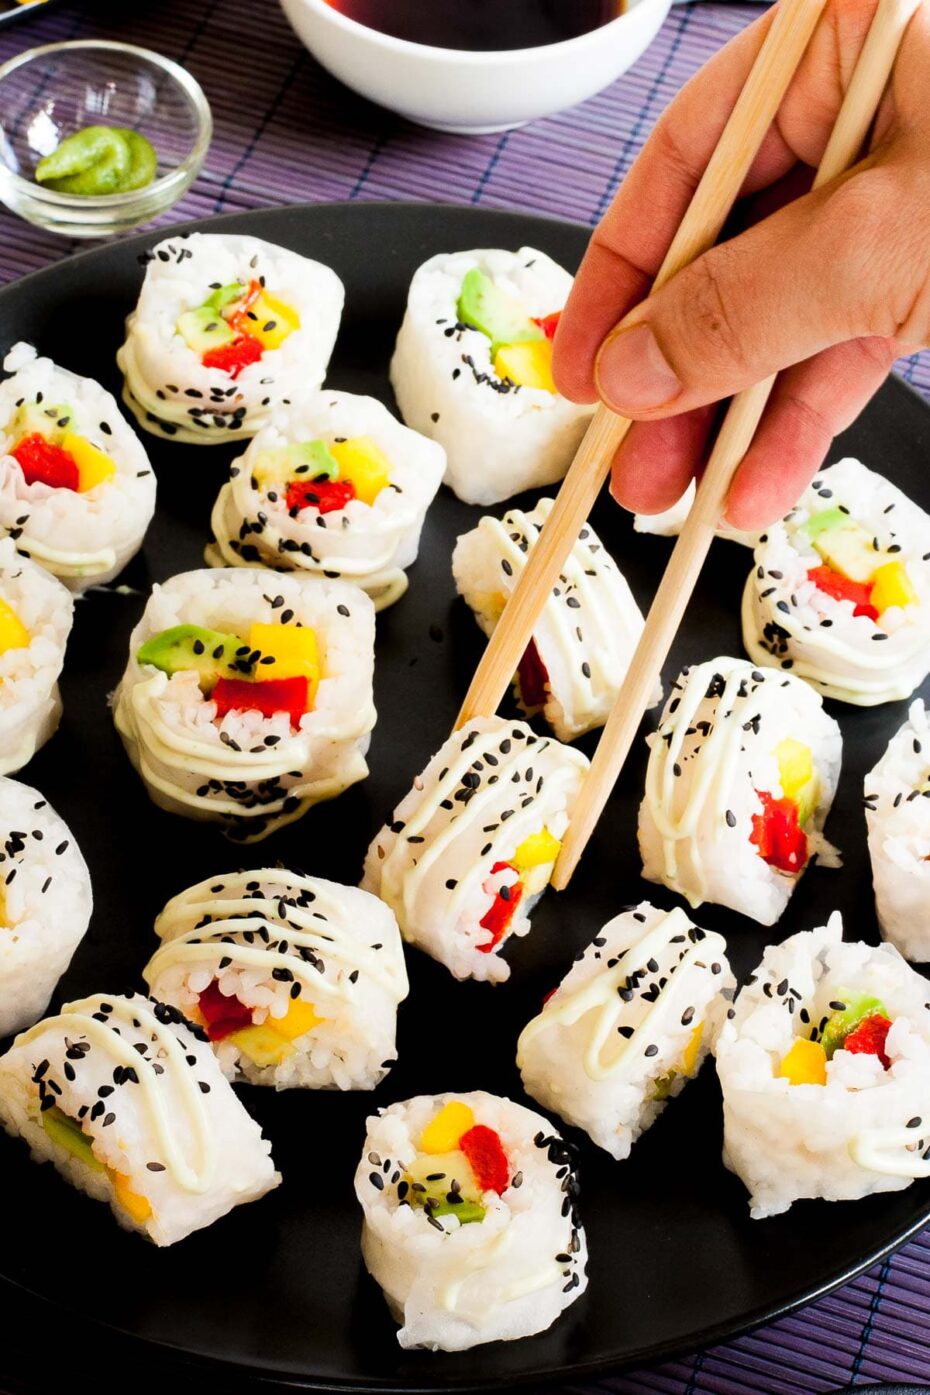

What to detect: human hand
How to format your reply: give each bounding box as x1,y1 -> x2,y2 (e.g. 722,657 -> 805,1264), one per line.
552,0 -> 930,530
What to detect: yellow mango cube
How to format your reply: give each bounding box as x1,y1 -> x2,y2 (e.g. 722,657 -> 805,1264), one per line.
512,827 -> 561,871
329,436 -> 392,506
249,291 -> 301,351
681,1022 -> 704,1078
61,432 -> 116,493
248,622 -> 321,705
271,996 -> 322,1041
111,1170 -> 152,1223
230,1022 -> 295,1068
777,1037 -> 827,1086
494,340 -> 556,394
775,738 -> 813,803
0,596 -> 30,655
871,560 -> 918,615
419,1100 -> 475,1154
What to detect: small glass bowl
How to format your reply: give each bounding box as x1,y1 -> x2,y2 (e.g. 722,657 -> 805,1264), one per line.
0,39 -> 212,237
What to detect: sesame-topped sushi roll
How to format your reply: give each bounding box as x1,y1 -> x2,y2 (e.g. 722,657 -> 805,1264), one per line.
639,658 -> 841,926
363,717 -> 588,983
143,867 -> 408,1089
206,390 -> 445,610
518,903 -> 734,1160
355,1090 -> 587,1350
0,776 -> 92,1038
117,233 -> 344,445
114,568 -> 375,841
453,497 -> 654,742
742,459 -> 930,704
390,248 -> 594,505
864,701 -> 930,962
716,914 -> 930,1217
0,539 -> 73,774
0,992 -> 280,1244
0,343 -> 155,590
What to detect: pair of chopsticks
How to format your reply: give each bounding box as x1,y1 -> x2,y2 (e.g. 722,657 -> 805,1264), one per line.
455,0 -> 919,890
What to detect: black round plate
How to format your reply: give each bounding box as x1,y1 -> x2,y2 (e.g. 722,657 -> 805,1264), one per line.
2,202 -> 930,1392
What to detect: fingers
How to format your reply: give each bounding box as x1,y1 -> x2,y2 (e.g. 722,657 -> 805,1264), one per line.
608,406 -> 717,515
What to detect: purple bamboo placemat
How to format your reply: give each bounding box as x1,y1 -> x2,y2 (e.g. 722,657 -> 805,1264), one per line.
0,2 -> 928,1392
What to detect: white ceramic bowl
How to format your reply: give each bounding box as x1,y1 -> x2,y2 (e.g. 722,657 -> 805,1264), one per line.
278,0 -> 672,134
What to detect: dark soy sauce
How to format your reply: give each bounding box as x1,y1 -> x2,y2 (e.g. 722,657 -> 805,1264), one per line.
326,0 -> 627,51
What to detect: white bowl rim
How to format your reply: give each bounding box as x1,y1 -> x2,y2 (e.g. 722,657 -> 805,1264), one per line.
289,0 -> 666,66
0,38 -> 213,210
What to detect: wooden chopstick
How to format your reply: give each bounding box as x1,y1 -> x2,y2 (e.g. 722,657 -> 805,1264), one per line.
553,0 -> 920,890
454,0 -> 829,732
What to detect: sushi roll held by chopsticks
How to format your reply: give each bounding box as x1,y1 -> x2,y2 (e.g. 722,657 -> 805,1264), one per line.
716,914 -> 930,1217
0,538 -> 73,775
355,1090 -> 587,1350
639,657 -> 842,926
118,233 -> 344,445
114,568 -> 376,841
865,701 -> 930,962
144,868 -> 408,1090
518,902 -> 734,1161
363,716 -> 588,983
207,390 -> 446,611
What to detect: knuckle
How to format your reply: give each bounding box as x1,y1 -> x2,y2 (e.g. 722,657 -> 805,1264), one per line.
675,244 -> 749,375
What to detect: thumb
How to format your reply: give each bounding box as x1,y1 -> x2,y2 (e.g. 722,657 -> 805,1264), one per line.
593,166 -> 910,419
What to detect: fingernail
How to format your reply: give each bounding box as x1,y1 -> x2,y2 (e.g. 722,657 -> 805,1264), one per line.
595,322 -> 682,414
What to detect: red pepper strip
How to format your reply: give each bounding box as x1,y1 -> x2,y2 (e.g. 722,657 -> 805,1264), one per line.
807,565 -> 879,621
212,675 -> 309,728
197,979 -> 253,1042
542,986 -> 558,1006
477,861 -> 523,953
286,477 -> 357,514
750,791 -> 809,874
532,311 -> 561,340
202,334 -> 264,379
225,279 -> 263,337
11,433 -> 79,490
843,1013 -> 893,1069
517,639 -> 549,709
459,1123 -> 510,1194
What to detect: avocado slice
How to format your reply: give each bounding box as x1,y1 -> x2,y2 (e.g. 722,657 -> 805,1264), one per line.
802,509 -> 879,584
253,439 -> 340,487
137,623 -> 250,692
456,268 -> 544,356
205,281 -> 247,314
404,1149 -> 486,1223
42,1105 -> 105,1172
177,305 -> 236,355
10,399 -> 77,445
820,993 -> 887,1059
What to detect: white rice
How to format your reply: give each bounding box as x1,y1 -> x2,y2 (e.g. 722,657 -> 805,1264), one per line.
453,496 -> 656,741
117,233 -> 344,445
864,700 -> 930,961
144,867 -> 408,1090
355,1089 -> 587,1350
0,775 -> 92,1038
0,992 -> 280,1245
206,389 -> 445,610
518,902 -> 734,1160
715,913 -> 930,1217
638,657 -> 842,925
741,458 -> 930,704
390,247 -> 594,505
0,343 -> 156,590
0,537 -> 73,773
113,567 -> 376,841
634,479 -> 758,545
362,716 -> 588,982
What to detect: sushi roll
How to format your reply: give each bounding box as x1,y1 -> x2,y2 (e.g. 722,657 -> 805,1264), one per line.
390,248 -> 594,505
716,913 -> 930,1217
0,539 -> 73,774
355,1090 -> 587,1350
633,480 -> 757,545
741,458 -> 930,704
864,701 -> 930,961
453,497 -> 654,742
206,390 -> 446,611
363,717 -> 588,983
0,991 -> 280,1244
117,233 -> 344,445
0,343 -> 155,590
113,567 -> 375,841
0,776 -> 92,1038
639,657 -> 842,926
517,902 -> 734,1160
143,867 -> 408,1089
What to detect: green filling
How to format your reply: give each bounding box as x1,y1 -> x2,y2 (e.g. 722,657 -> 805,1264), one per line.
820,993 -> 887,1058
41,1105 -> 104,1172
255,439 -> 340,485
136,623 -> 249,692
456,268 -> 543,357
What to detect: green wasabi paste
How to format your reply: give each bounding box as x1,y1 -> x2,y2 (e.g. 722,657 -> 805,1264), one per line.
35,125 -> 157,196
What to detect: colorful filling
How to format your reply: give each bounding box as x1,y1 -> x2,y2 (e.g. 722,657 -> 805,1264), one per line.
253,435 -> 391,514
7,401 -> 116,494
803,507 -> 918,624
398,1100 -> 511,1226
136,620 -> 321,730
0,596 -> 30,657
194,983 -> 321,1067
516,638 -> 549,710
177,278 -> 301,378
478,827 -> 561,953
41,1105 -> 152,1223
777,992 -> 893,1084
456,268 -> 559,393
750,737 -> 818,875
